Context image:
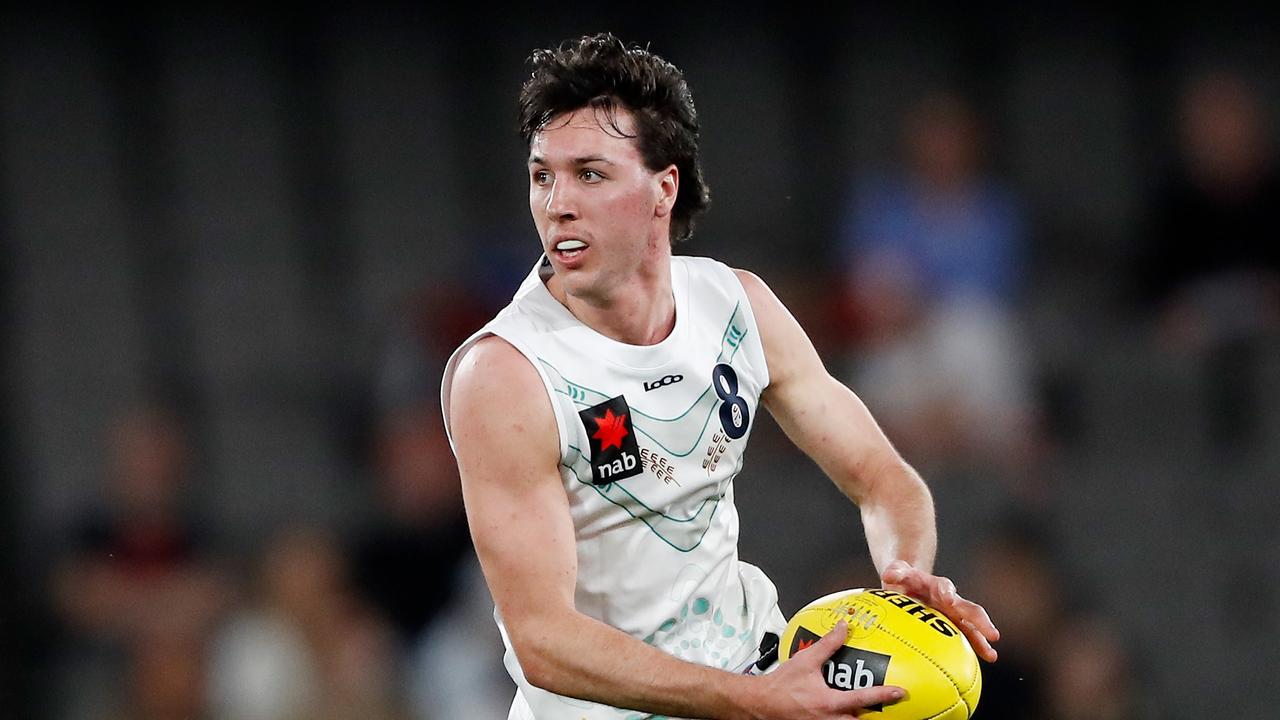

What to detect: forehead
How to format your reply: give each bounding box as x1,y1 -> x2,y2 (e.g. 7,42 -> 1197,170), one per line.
529,106 -> 642,163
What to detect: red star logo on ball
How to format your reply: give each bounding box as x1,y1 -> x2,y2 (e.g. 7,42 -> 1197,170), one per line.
592,408 -> 630,451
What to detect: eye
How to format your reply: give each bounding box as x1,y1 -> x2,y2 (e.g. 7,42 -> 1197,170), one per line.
532,169 -> 551,185
581,168 -> 604,183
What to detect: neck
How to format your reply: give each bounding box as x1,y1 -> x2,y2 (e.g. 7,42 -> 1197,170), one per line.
548,248 -> 676,346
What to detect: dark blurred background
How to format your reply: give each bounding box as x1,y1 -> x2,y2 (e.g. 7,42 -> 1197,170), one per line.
2,2 -> 1278,719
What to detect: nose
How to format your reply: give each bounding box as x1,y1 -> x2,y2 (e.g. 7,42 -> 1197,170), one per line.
544,178 -> 578,221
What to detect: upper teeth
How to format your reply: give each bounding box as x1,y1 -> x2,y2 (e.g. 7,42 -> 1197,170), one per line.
557,240 -> 587,251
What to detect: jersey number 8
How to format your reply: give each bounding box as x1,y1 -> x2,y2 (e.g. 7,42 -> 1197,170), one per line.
712,363 -> 750,440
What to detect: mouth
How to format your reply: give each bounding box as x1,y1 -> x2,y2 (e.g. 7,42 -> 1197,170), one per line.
551,237 -> 588,262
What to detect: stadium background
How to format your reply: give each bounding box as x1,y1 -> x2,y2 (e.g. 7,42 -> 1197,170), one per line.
1,3 -> 1277,718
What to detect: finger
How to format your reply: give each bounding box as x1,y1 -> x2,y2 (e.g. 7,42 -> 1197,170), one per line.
880,566 -> 1002,656
960,618 -> 999,663
881,564 -> 935,600
950,596 -> 1000,642
789,620 -> 852,670
837,684 -> 906,712
803,620 -> 851,663
892,573 -> 993,640
935,592 -> 999,662
933,575 -> 958,605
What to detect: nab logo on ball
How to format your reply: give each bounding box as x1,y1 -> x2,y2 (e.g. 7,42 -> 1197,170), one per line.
791,627 -> 891,708
579,396 -> 644,485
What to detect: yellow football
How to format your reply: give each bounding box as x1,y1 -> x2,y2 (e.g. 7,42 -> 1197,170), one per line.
779,588 -> 981,719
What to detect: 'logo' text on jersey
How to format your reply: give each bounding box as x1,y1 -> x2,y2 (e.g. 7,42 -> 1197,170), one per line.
644,374 -> 684,392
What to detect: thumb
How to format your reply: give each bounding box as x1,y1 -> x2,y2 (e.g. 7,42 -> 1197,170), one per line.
881,559 -> 912,586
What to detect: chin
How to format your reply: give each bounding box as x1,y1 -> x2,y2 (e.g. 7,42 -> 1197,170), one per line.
558,273 -> 593,296
558,273 -> 609,304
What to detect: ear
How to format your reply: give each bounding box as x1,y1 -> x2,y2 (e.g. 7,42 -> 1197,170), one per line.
653,165 -> 679,219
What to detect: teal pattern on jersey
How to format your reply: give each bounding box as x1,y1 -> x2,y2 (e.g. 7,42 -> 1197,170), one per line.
544,305 -> 753,552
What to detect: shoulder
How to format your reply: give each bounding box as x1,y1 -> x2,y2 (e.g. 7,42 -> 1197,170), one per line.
446,335 -> 560,466
732,267 -> 767,295
673,255 -> 770,304
448,335 -> 542,405
674,253 -> 735,281
446,335 -> 550,428
732,268 -> 789,342
731,268 -> 786,324
731,267 -> 825,393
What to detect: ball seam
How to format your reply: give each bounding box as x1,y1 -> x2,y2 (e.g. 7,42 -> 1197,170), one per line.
873,624 -> 975,698
920,698 -> 965,720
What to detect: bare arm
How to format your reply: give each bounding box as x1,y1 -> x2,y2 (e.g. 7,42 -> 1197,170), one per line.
447,336 -> 903,719
737,269 -> 999,661
739,269 -> 935,572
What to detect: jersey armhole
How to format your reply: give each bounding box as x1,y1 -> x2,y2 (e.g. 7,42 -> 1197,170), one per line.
440,331 -> 571,464
727,266 -> 772,391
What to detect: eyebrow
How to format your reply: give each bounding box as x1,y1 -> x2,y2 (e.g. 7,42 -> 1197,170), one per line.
528,154 -> 616,166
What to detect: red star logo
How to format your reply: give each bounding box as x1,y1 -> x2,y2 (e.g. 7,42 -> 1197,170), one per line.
796,637 -> 816,652
592,408 -> 630,451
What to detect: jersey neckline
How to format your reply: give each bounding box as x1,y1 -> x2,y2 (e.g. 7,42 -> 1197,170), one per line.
524,254 -> 691,372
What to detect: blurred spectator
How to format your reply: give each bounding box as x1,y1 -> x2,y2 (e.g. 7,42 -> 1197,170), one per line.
119,632 -> 208,720
207,526 -> 401,720
375,281 -> 512,417
352,406 -> 470,643
838,91 -> 1040,481
350,404 -> 512,719
1041,614 -> 1154,720
353,281 -> 509,718
51,401 -> 230,719
965,517 -> 1063,720
1138,68 -> 1280,449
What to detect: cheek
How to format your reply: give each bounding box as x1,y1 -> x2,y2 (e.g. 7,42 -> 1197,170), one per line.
529,192 -> 551,228
608,187 -> 655,221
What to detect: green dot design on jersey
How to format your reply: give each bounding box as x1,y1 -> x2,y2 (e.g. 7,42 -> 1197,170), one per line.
641,595 -> 756,673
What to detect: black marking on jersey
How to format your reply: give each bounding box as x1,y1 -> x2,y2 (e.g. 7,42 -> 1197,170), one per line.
579,395 -> 644,485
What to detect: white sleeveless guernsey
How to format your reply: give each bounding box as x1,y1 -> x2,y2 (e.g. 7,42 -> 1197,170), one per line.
442,255 -> 787,720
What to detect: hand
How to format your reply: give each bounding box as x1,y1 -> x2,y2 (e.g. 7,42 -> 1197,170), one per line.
745,620 -> 904,719
881,560 -> 1000,662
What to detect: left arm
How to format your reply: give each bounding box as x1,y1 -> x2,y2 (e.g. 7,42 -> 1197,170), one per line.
736,269 -> 1000,661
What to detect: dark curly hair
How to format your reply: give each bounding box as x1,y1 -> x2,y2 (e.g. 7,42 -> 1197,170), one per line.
518,33 -> 710,244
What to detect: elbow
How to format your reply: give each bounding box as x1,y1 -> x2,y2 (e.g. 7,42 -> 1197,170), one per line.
507,624 -> 564,694
514,641 -> 554,692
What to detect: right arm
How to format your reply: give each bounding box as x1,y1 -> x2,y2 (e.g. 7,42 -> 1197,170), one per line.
447,336 -> 902,719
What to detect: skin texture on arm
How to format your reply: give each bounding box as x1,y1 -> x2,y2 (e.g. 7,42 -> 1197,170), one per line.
447,335 -> 905,719
738,269 -> 936,571
736,269 -> 999,662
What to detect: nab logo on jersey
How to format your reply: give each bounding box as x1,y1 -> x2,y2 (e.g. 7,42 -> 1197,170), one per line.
579,396 -> 644,485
